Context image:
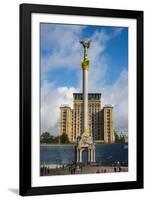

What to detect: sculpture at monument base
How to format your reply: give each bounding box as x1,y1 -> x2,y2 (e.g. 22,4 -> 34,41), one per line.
76,134 -> 96,164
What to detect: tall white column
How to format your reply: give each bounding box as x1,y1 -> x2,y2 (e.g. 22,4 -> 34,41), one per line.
91,149 -> 93,162
83,69 -> 88,132
77,150 -> 79,162
88,149 -> 90,162
80,150 -> 82,163
93,150 -> 96,162
80,39 -> 91,135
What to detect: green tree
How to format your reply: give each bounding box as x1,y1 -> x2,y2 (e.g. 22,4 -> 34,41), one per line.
40,132 -> 51,144
40,132 -> 59,144
54,136 -> 60,143
114,131 -> 119,143
119,135 -> 125,143
60,133 -> 70,144
40,132 -> 70,144
114,132 -> 126,144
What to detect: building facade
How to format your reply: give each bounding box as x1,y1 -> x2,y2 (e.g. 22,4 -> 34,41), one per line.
101,105 -> 115,143
60,93 -> 115,144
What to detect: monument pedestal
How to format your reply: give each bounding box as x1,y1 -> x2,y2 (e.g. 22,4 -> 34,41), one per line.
76,134 -> 96,165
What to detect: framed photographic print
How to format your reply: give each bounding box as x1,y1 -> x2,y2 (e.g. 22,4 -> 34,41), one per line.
19,3 -> 144,196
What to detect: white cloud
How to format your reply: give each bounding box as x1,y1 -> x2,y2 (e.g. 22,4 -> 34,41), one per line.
41,24 -> 84,81
41,81 -> 79,135
100,69 -> 128,131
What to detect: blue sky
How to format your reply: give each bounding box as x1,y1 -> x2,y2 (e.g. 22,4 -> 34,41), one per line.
40,23 -> 128,135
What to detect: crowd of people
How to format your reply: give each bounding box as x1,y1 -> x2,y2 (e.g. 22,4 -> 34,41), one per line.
40,166 -> 50,176
69,163 -> 83,174
40,161 -> 124,176
96,166 -> 122,173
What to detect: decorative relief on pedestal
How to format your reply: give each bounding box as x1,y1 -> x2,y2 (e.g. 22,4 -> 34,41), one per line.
77,134 -> 93,148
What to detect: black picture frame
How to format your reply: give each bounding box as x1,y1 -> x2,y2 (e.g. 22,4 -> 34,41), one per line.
19,3 -> 144,196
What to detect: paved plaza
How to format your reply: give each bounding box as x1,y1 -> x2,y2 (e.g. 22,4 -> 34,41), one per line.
41,165 -> 128,176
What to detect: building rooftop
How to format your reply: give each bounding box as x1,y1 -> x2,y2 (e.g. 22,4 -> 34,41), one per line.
60,104 -> 71,108
73,93 -> 101,100
103,104 -> 113,108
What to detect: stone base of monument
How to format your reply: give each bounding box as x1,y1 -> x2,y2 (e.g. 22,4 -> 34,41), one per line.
88,162 -> 97,166
75,135 -> 96,165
